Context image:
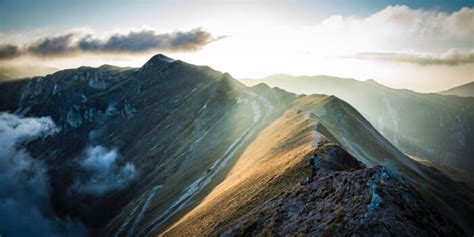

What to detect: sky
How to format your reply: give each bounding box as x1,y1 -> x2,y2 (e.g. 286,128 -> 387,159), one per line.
0,0 -> 473,92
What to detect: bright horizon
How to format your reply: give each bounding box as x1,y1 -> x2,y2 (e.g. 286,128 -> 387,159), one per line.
1,0 -> 473,92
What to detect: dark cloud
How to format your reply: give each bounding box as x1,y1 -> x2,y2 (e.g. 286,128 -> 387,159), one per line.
28,33 -> 77,56
0,112 -> 86,237
0,44 -> 21,59
354,50 -> 474,66
78,28 -> 220,53
0,28 -> 221,60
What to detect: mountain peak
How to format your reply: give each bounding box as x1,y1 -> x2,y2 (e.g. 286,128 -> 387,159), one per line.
142,54 -> 176,69
365,79 -> 379,85
151,54 -> 175,63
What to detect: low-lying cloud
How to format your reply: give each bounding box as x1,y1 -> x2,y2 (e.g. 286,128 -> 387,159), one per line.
0,28 -> 222,60
72,145 -> 136,196
0,112 -> 86,237
0,44 -> 21,59
353,50 -> 474,66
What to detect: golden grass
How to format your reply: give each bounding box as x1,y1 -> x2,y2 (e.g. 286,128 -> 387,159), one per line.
162,108 -> 320,236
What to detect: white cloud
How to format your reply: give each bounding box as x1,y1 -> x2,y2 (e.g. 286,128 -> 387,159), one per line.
0,112 -> 86,237
305,5 -> 474,54
353,49 -> 474,65
72,145 -> 136,196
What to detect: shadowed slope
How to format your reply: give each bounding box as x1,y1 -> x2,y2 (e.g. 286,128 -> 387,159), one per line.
0,55 -> 297,236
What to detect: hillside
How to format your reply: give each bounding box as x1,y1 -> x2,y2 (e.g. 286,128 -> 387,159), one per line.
165,96 -> 471,236
0,55 -> 296,236
0,55 -> 472,236
241,75 -> 474,173
438,81 -> 474,97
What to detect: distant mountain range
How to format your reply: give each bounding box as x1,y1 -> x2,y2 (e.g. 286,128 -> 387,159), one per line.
0,63 -> 58,81
0,55 -> 472,236
242,75 -> 474,173
438,81 -> 474,97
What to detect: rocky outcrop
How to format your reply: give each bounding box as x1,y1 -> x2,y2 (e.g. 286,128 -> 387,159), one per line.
221,144 -> 465,237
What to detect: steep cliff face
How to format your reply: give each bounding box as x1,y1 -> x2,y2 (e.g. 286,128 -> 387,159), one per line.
0,55 -> 472,236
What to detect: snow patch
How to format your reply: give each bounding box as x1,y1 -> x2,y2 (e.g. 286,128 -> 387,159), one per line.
198,100 -> 209,113
127,185 -> 162,236
144,109 -> 262,235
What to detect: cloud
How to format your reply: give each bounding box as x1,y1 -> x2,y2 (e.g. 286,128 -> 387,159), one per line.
370,6 -> 474,39
78,28 -> 220,53
72,145 -> 136,196
0,28 -> 222,60
0,44 -> 21,59
0,112 -> 86,237
28,33 -> 77,56
353,49 -> 474,66
296,5 -> 474,56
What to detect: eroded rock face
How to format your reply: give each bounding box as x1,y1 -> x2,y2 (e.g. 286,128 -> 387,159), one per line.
221,145 -> 465,237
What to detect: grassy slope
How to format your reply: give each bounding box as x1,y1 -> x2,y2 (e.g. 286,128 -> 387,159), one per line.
163,101 -> 323,236
163,94 -> 474,235
241,75 -> 474,173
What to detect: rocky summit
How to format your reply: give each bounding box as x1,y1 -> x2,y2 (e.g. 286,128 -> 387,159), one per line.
217,145 -> 464,236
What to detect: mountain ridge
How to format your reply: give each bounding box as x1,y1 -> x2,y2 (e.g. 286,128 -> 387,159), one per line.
438,81 -> 474,97
241,74 -> 474,173
0,54 -> 472,236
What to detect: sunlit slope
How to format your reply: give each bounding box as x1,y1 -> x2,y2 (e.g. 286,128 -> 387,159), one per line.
163,100 -> 324,236
164,95 -> 471,236
241,75 -> 474,173
104,75 -> 295,237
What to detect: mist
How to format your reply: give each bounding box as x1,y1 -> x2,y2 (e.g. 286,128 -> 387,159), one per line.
0,112 -> 86,237
72,145 -> 137,196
